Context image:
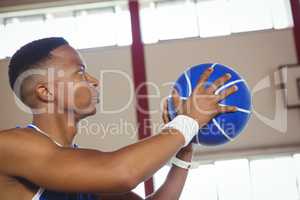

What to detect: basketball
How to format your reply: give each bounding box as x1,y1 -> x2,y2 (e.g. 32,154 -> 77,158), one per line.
167,63 -> 252,146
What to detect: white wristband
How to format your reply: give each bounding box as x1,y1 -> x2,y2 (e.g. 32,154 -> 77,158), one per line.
163,115 -> 199,146
170,157 -> 200,169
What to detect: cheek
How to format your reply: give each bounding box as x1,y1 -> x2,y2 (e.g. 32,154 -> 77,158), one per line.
55,80 -> 95,110
72,84 -> 93,109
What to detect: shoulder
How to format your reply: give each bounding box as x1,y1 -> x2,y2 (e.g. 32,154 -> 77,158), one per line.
0,128 -> 57,150
0,128 -> 61,172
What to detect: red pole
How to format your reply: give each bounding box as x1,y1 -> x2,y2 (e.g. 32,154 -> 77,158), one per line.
128,0 -> 155,196
291,0 -> 300,63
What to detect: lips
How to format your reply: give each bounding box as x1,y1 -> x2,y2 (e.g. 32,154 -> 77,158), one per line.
92,92 -> 100,104
90,86 -> 100,104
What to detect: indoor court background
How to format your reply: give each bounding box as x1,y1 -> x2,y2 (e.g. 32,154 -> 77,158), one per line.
0,0 -> 299,199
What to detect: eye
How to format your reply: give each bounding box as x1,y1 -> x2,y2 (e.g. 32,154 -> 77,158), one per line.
78,66 -> 86,75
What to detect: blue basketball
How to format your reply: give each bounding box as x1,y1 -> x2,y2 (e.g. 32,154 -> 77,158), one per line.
167,63 -> 252,146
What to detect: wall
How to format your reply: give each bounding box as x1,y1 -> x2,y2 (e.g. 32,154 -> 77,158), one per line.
0,46 -> 138,152
0,29 -> 299,158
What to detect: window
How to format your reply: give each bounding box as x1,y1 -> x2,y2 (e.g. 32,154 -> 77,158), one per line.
155,0 -> 199,40
250,157 -> 298,200
0,0 -> 294,58
0,1 -> 132,59
181,164 -> 219,200
140,0 -> 294,42
196,0 -> 231,38
43,13 -> 77,44
228,0 -> 273,33
293,154 -> 300,194
215,159 -> 251,200
140,2 -> 159,44
73,7 -> 118,49
154,154 -> 300,200
1,15 -> 48,58
0,20 -> 6,58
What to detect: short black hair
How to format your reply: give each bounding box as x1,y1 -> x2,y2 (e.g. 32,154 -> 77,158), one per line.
8,37 -> 69,90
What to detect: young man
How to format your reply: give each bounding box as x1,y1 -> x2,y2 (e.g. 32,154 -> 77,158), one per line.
0,38 -> 237,200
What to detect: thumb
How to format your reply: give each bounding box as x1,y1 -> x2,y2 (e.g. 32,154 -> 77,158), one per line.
172,89 -> 183,114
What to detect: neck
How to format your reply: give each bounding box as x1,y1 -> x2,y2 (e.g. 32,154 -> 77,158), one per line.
32,111 -> 78,147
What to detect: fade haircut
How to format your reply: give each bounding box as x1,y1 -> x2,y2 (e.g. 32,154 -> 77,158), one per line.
8,37 -> 69,91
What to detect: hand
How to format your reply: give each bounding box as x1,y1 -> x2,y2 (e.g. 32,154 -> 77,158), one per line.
168,67 -> 238,128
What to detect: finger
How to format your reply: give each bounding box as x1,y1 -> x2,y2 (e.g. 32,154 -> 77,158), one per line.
217,85 -> 238,101
195,67 -> 214,91
218,105 -> 237,113
172,89 -> 182,112
206,73 -> 232,94
162,98 -> 171,124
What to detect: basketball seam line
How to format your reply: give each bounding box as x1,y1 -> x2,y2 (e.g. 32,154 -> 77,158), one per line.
211,63 -> 218,69
212,118 -> 234,141
184,71 -> 192,97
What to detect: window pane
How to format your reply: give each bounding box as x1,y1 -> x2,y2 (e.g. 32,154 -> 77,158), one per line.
2,18 -> 47,57
270,0 -> 294,29
215,159 -> 251,200
229,0 -> 273,33
44,14 -> 77,45
0,22 -> 6,58
180,164 -> 218,200
115,5 -> 132,46
196,0 -> 231,38
140,2 -> 159,44
293,154 -> 300,196
73,8 -> 117,49
154,165 -> 170,189
250,157 -> 298,200
156,0 -> 199,40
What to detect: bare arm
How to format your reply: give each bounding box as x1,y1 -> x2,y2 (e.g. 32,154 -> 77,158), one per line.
96,145 -> 193,200
0,128 -> 185,194
146,145 -> 193,200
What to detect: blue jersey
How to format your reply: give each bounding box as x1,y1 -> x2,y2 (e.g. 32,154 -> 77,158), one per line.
32,189 -> 97,200
21,124 -> 98,200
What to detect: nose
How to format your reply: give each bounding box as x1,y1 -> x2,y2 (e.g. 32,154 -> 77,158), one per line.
86,73 -> 99,88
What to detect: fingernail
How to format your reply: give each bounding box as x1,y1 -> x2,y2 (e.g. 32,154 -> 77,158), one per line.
234,86 -> 238,91
208,67 -> 214,71
226,73 -> 231,78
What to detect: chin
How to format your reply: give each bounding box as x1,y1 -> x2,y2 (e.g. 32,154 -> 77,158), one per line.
76,106 -> 97,120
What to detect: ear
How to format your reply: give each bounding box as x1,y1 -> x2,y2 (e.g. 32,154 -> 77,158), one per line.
35,83 -> 55,103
